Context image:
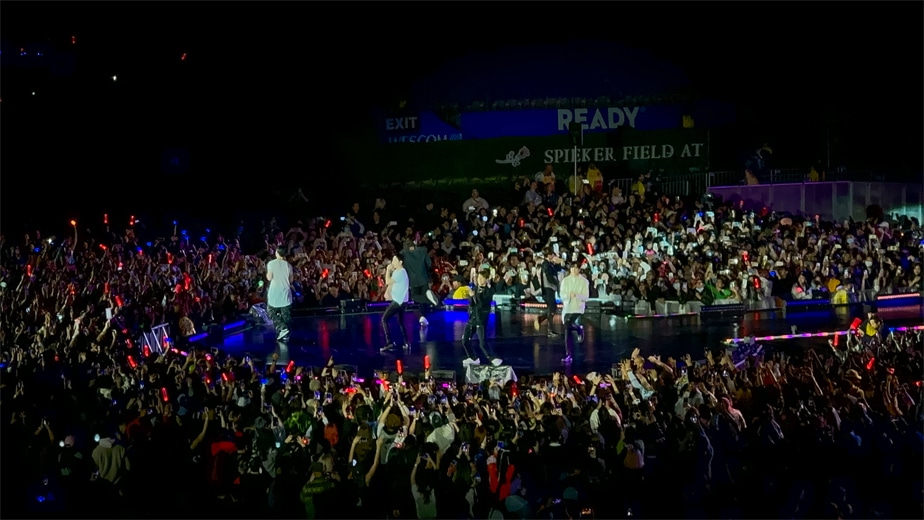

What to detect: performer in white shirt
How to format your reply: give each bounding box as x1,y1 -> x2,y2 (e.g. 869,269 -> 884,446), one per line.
265,245 -> 294,341
381,254 -> 410,352
559,261 -> 589,364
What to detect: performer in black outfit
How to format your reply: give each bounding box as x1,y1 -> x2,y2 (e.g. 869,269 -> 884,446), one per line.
400,240 -> 438,327
534,246 -> 566,337
462,269 -> 503,367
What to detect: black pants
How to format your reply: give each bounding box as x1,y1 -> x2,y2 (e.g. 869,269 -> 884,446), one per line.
563,313 -> 583,356
462,313 -> 494,361
381,301 -> 408,346
537,287 -> 558,328
410,284 -> 433,316
267,305 -> 291,332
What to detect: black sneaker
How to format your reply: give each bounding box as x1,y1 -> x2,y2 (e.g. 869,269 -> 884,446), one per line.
380,343 -> 397,353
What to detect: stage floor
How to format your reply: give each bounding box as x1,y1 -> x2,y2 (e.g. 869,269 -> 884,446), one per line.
216,306 -> 922,377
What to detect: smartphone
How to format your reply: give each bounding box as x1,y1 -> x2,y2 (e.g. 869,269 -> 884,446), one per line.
314,391 -> 321,401
105,308 -> 113,320
394,427 -> 407,448
497,441 -> 506,450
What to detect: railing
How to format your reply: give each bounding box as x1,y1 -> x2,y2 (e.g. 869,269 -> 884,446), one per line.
601,168 -> 902,198
706,168 -> 889,188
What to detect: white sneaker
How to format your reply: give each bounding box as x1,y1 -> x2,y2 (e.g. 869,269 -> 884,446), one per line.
462,357 -> 480,366
419,317 -> 429,326
276,328 -> 290,341
491,357 -> 503,366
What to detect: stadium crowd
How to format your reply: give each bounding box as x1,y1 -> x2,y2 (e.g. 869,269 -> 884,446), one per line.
1,171 -> 922,519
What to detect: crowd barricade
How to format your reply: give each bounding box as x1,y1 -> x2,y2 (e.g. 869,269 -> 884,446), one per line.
140,324 -> 171,355
188,317 -> 250,346
283,292 -> 920,322
249,303 -> 273,326
465,364 -> 518,385
783,292 -> 922,319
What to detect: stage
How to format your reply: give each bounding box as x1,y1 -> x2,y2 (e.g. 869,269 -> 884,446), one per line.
204,304 -> 923,377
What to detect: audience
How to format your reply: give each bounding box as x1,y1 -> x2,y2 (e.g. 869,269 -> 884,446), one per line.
1,176 -> 922,519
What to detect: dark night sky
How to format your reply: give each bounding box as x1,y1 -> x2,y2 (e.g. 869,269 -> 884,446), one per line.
2,1 -> 922,218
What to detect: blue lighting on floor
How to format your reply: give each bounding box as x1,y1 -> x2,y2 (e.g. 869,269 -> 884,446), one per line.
224,332 -> 246,347
223,320 -> 246,331
189,333 -> 208,342
785,298 -> 832,307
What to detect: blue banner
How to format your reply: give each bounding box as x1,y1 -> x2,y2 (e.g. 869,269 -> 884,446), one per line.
375,101 -> 734,143
376,111 -> 463,144
461,105 -> 671,139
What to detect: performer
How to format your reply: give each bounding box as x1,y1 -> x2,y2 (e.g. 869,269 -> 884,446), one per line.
266,245 -> 294,341
534,247 -> 566,337
462,269 -> 503,367
380,254 -> 410,352
858,312 -> 884,347
559,261 -> 589,364
846,311 -> 883,352
401,239 -> 439,327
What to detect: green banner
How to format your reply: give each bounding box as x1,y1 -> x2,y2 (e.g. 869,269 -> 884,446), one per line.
337,129 -> 708,187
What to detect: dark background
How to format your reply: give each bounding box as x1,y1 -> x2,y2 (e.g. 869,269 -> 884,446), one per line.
2,1 -> 922,234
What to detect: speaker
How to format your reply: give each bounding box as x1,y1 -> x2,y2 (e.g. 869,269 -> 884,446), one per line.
568,122 -> 583,147
700,303 -> 746,322
340,299 -> 365,314
429,370 -> 456,382
208,324 -> 223,345
586,300 -> 602,315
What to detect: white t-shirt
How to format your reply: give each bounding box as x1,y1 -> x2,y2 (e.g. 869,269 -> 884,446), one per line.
413,484 -> 438,519
266,258 -> 293,308
390,268 -> 409,305
560,273 -> 590,315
